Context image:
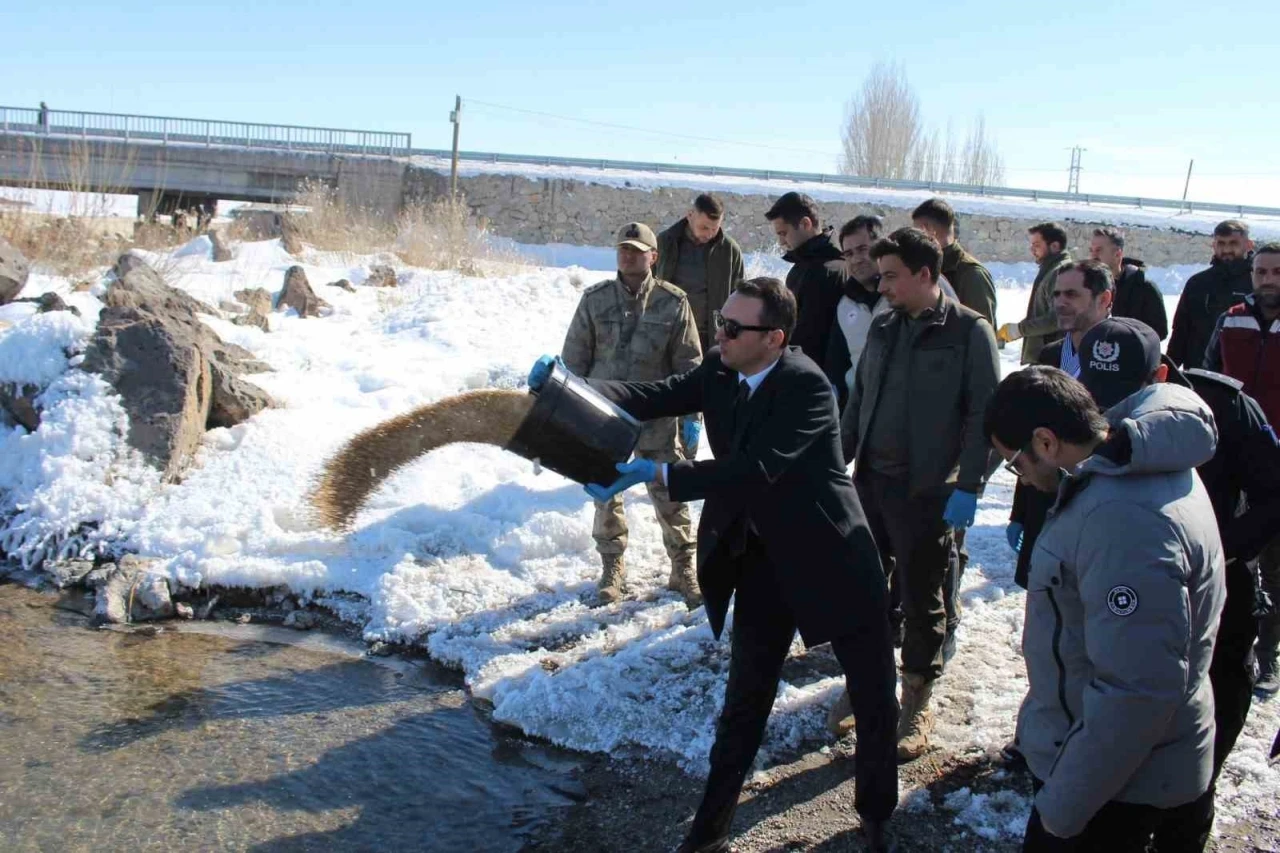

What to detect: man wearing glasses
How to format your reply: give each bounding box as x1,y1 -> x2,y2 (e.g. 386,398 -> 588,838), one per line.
986,364 -> 1222,851
545,277 -> 900,852
840,227 -> 1001,761
560,222 -> 704,607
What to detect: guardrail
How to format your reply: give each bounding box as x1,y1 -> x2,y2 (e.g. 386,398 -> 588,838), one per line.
411,147 -> 1280,219
0,105 -> 411,158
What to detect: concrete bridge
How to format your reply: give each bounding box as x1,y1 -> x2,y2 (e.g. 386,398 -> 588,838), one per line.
0,106 -> 435,217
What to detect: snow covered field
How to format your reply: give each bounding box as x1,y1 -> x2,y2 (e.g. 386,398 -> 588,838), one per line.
0,241 -> 1274,842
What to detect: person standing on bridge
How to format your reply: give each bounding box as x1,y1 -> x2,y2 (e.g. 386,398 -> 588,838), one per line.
37,102 -> 49,132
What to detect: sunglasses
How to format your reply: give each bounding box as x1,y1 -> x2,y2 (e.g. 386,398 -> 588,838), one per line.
714,310 -> 777,340
1003,447 -> 1026,477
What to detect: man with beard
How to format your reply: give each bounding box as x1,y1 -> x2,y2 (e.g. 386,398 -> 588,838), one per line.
1090,226 -> 1168,340
1168,220 -> 1254,369
998,222 -> 1074,364
766,192 -> 847,365
911,197 -> 998,328
656,193 -> 746,352
656,194 -> 745,460
1205,241 -> 1280,700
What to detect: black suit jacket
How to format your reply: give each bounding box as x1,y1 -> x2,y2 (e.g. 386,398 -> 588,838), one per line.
592,347 -> 887,646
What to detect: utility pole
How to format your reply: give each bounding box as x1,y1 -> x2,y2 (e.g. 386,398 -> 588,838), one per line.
1182,159 -> 1194,206
449,95 -> 462,202
1066,146 -> 1085,194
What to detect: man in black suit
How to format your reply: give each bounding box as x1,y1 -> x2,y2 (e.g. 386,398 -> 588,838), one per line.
533,277 -> 899,852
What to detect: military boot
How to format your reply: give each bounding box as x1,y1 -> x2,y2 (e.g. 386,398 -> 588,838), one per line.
1255,619 -> 1280,699
667,553 -> 702,608
896,673 -> 935,761
597,554 -> 627,605
826,689 -> 855,737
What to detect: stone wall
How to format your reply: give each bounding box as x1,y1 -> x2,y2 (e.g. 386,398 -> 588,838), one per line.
405,167 -> 1216,267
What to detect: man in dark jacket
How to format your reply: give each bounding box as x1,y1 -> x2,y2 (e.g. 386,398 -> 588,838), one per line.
1006,261 -> 1116,589
1168,219 -> 1254,369
1204,240 -> 1280,700
998,222 -> 1074,363
911,197 -> 998,327
1073,317 -> 1280,852
560,277 -> 900,852
840,227 -> 1000,761
655,193 -> 746,352
765,192 -> 846,364
1090,226 -> 1169,340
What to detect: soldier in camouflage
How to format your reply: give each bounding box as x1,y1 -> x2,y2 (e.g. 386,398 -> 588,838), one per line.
561,222 -> 704,607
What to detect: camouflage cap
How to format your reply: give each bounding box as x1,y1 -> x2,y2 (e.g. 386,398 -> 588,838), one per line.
615,222 -> 658,252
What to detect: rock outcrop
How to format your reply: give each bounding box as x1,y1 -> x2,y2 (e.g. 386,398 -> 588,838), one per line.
365,264 -> 399,288
209,229 -> 234,262
79,253 -> 274,482
276,266 -> 327,318
0,235 -> 31,305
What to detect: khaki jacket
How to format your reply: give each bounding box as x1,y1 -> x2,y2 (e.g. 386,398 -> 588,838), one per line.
561,273 -> 702,451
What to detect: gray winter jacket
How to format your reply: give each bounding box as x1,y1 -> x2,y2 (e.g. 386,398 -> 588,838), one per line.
1017,383 -> 1224,838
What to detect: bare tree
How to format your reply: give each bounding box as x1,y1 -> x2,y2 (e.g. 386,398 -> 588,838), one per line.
959,114 -> 1005,186
839,62 -> 923,180
840,64 -> 1005,187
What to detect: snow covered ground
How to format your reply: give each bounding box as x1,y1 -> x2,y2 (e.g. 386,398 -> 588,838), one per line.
418,155 -> 1280,240
0,241 -> 1274,842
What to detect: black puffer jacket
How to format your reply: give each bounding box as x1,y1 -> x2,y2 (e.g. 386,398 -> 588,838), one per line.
1111,258 -> 1169,341
783,230 -> 847,364
1168,254 -> 1253,369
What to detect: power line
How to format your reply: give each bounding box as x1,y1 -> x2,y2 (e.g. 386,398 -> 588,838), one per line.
466,99 -> 843,161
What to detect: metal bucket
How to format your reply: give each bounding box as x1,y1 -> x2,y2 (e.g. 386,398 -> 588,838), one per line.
507,362 -> 642,487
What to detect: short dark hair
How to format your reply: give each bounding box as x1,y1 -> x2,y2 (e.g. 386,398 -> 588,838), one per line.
1092,226 -> 1125,250
1255,240 -> 1280,258
1028,222 -> 1068,250
734,276 -> 797,345
1214,220 -> 1249,238
764,192 -> 820,229
838,214 -> 884,244
693,193 -> 724,219
1062,259 -> 1114,296
870,226 -> 942,281
983,366 -> 1110,451
911,198 -> 956,232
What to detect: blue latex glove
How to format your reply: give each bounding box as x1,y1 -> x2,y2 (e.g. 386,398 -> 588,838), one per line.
1006,521 -> 1024,553
585,459 -> 657,502
680,416 -> 701,452
528,355 -> 564,392
942,489 -> 978,529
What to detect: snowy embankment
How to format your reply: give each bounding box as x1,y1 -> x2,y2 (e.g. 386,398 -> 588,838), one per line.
0,241 -> 1274,841
415,154 -> 1280,240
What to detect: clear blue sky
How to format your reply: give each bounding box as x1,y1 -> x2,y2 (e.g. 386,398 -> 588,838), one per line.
8,0 -> 1280,205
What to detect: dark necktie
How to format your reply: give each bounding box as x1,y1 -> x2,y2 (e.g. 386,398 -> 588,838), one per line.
732,379 -> 751,447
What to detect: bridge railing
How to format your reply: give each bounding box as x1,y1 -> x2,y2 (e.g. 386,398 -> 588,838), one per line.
410,148 -> 1280,219
0,106 -> 411,158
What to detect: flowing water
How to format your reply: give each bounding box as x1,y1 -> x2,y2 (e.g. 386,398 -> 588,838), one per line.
0,584 -> 582,852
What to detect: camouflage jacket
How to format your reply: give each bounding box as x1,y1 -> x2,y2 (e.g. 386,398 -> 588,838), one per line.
561,273 -> 703,451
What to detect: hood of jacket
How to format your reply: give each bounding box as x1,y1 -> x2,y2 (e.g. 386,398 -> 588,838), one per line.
783,229 -> 841,265
1085,383 -> 1218,478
